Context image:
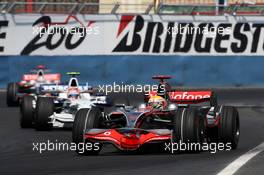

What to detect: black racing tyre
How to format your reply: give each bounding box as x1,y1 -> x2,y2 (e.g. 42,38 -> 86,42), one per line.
35,97 -> 54,131
6,83 -> 19,106
72,107 -> 103,155
20,96 -> 35,128
172,108 -> 204,153
218,106 -> 240,149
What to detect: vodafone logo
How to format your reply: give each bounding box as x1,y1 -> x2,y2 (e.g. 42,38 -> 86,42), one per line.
169,91 -> 211,100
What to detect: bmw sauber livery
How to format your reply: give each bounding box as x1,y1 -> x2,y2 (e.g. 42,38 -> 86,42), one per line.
19,72 -> 109,130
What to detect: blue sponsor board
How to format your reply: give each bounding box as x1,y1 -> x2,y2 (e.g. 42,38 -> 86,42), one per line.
0,56 -> 264,88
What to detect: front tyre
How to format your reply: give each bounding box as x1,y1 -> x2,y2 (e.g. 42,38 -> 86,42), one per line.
20,95 -> 35,128
172,108 -> 204,153
72,108 -> 103,155
218,106 -> 240,149
35,97 -> 54,131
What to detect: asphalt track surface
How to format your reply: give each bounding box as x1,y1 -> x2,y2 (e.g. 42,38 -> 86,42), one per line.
0,89 -> 264,175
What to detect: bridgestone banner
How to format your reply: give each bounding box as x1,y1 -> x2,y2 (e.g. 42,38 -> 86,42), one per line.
0,14 -> 264,55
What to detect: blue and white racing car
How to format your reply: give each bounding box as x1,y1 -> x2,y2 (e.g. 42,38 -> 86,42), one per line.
20,72 -> 109,130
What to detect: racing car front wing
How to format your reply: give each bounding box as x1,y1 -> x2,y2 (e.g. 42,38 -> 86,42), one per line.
84,128 -> 171,150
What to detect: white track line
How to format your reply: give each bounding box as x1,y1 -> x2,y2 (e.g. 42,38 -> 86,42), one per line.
217,142 -> 264,175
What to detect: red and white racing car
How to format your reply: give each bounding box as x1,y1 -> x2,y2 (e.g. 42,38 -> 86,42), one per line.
72,75 -> 239,155
6,65 -> 60,106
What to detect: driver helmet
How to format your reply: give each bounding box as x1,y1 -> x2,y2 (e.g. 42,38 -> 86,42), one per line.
148,95 -> 167,110
67,87 -> 80,100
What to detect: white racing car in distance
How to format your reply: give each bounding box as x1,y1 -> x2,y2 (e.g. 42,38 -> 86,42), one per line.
20,72 -> 109,130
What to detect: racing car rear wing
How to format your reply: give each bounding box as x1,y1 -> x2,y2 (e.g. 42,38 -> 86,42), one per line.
168,91 -> 212,104
146,90 -> 214,104
146,75 -> 217,105
22,74 -> 61,82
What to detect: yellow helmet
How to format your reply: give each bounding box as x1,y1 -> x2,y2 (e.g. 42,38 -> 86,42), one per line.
148,95 -> 167,110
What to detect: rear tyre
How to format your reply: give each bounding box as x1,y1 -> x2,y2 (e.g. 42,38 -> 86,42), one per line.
20,96 -> 35,128
172,108 -> 204,153
72,107 -> 103,155
6,83 -> 19,106
35,97 -> 53,131
218,106 -> 240,149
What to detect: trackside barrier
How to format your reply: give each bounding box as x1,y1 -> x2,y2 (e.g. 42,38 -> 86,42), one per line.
0,55 -> 264,88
